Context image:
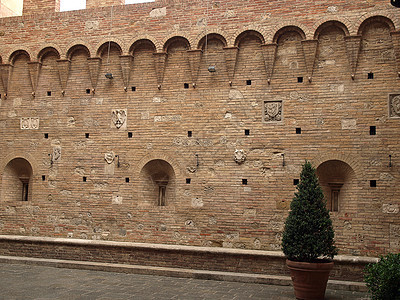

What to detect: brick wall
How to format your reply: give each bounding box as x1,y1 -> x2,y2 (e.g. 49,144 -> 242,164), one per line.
0,0 -> 399,258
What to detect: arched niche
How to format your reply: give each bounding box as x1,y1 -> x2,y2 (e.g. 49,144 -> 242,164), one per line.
129,39 -> 157,89
37,47 -> 61,95
8,50 -> 31,99
163,37 -> 191,89
234,30 -> 264,47
316,160 -> 356,212
38,47 -> 60,63
139,159 -> 176,206
97,42 -> 123,93
67,44 -> 91,96
1,158 -> 33,202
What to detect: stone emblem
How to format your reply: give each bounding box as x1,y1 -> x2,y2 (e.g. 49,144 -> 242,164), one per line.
234,149 -> 246,164
53,146 -> 61,162
20,117 -> 39,129
264,101 -> 282,122
111,109 -> 127,129
104,152 -> 115,164
389,94 -> 400,118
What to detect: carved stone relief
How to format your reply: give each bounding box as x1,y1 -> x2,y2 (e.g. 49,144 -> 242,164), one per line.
53,146 -> 61,162
383,203 -> 399,214
389,94 -> 400,118
390,224 -> 400,250
20,117 -> 39,129
264,101 -> 282,122
234,149 -> 246,164
104,152 -> 115,164
111,109 -> 127,129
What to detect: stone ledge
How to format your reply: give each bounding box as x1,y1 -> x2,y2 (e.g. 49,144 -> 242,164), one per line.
0,235 -> 378,264
0,255 -> 367,292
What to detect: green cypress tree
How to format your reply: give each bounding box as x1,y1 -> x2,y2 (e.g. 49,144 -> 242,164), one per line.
282,161 -> 338,262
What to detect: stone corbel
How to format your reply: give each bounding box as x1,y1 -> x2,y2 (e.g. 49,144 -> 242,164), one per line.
223,46 -> 239,86
344,35 -> 362,80
390,31 -> 400,78
27,61 -> 42,97
87,57 -> 102,94
119,55 -> 134,91
261,43 -> 277,84
56,59 -> 71,95
301,39 -> 319,83
187,49 -> 202,88
153,52 -> 168,90
0,63 -> 13,98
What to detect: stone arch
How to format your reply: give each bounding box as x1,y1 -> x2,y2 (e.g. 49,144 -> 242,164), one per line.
62,40 -> 91,59
312,153 -> 363,178
96,41 -> 123,57
273,26 -> 306,44
128,35 -> 160,53
38,47 -> 61,62
163,36 -> 191,53
316,160 -> 356,213
234,30 -> 265,47
1,157 -> 34,202
194,28 -> 228,49
357,15 -> 396,35
9,49 -> 31,65
129,39 -> 157,54
197,33 -> 227,50
314,20 -> 350,39
66,44 -> 91,60
138,159 -> 176,206
231,25 -> 268,46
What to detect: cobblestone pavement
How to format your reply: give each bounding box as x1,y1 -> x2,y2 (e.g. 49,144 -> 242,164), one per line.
0,263 -> 369,300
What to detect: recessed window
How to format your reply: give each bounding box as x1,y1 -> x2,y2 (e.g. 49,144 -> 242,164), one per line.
83,176 -> 87,182
370,180 -> 376,187
370,126 -> 376,135
293,179 -> 299,185
85,133 -> 90,138
246,80 -> 252,85
188,131 -> 192,137
297,77 -> 303,83
86,89 -> 91,94
368,72 -> 374,79
245,129 -> 250,136
184,83 -> 189,89
44,133 -> 49,139
131,86 -> 136,92
128,132 -> 133,138
186,178 -> 191,184
42,175 -> 46,181
242,179 -> 248,185
125,178 -> 130,183
296,128 -> 302,134
47,91 -> 52,96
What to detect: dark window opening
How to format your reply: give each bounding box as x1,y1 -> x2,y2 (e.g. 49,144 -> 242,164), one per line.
85,133 -> 90,138
22,182 -> 29,201
186,178 -> 191,184
245,129 -> 250,136
83,176 -> 87,182
246,80 -> 252,85
242,179 -> 248,185
86,89 -> 91,94
128,132 -> 133,138
296,128 -> 302,134
125,178 -> 130,183
47,91 -> 52,96
131,86 -> 136,92
44,133 -> 49,139
158,185 -> 166,206
370,180 -> 376,187
368,72 -> 374,79
297,77 -> 303,83
42,175 -> 46,181
293,179 -> 299,185
187,131 -> 192,137
184,83 -> 189,89
370,126 -> 376,135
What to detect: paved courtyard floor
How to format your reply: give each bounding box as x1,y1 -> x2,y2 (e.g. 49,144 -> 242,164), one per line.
0,263 -> 370,300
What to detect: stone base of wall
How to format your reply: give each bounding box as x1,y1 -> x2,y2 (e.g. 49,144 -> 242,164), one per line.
0,235 -> 376,291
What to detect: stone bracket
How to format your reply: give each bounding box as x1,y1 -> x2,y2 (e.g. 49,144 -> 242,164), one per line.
301,39 -> 319,82
223,46 -> 239,85
187,49 -> 202,86
56,59 -> 71,94
119,55 -> 134,91
344,35 -> 362,79
27,61 -> 42,95
390,31 -> 400,77
0,63 -> 13,97
87,57 -> 102,92
261,43 -> 277,83
153,52 -> 168,89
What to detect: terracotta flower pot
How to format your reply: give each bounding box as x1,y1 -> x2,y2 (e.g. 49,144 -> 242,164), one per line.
286,259 -> 334,300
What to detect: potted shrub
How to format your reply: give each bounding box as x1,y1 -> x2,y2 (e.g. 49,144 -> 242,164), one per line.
282,161 -> 338,300
364,253 -> 400,300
